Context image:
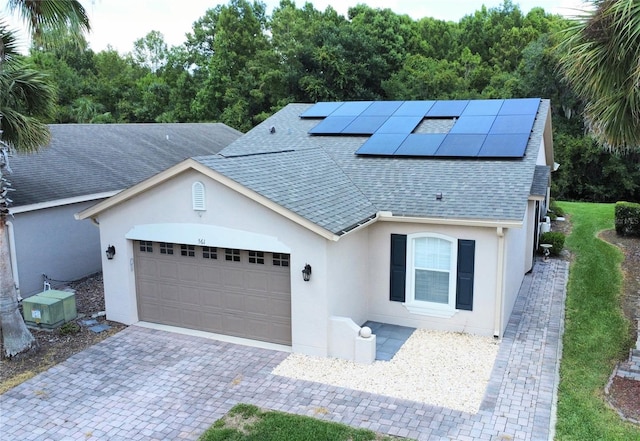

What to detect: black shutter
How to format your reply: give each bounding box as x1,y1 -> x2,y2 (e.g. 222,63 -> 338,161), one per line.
456,239 -> 475,311
389,234 -> 407,302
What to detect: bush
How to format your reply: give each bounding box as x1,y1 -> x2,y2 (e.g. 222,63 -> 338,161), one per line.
615,201 -> 640,237
549,199 -> 565,217
59,321 -> 80,335
540,231 -> 565,256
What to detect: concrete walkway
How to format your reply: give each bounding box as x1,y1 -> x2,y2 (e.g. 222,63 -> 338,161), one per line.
0,259 -> 568,441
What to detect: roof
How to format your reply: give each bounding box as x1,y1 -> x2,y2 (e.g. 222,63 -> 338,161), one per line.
530,166 -> 550,198
9,123 -> 242,207
193,99 -> 551,235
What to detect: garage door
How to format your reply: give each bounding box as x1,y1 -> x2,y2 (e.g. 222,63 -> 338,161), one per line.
134,241 -> 291,345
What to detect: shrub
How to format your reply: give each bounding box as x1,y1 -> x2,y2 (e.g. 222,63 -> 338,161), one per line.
549,199 -> 565,217
540,231 -> 565,256
59,321 -> 80,335
615,201 -> 640,237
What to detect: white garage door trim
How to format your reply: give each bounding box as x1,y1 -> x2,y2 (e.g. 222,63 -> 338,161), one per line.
126,223 -> 291,253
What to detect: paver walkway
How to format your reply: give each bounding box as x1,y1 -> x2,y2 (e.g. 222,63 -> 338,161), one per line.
0,259 -> 568,441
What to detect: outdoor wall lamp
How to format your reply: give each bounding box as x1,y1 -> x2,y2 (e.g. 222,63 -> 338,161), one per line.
105,245 -> 116,260
302,263 -> 312,282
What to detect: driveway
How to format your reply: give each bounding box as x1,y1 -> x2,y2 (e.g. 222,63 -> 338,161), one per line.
0,259 -> 568,441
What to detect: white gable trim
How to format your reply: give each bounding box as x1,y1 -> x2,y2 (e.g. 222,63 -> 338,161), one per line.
11,190 -> 120,214
126,223 -> 291,253
76,158 -> 340,242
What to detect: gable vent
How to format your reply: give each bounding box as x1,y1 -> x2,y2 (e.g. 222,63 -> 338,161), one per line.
192,181 -> 206,211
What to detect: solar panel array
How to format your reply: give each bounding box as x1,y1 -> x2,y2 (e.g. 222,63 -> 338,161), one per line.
299,98 -> 540,158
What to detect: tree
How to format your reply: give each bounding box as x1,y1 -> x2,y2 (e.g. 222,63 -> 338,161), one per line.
559,0 -> 640,153
1,0 -> 88,357
132,30 -> 168,73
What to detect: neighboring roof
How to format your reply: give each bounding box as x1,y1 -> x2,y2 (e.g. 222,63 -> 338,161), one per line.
193,100 -> 551,234
530,166 -> 550,198
9,123 -> 242,207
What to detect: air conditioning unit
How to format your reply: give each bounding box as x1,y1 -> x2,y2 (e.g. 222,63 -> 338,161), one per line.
39,290 -> 77,322
22,295 -> 65,329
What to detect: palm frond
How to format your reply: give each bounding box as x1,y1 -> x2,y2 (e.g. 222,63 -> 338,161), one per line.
7,0 -> 90,49
0,59 -> 55,152
558,0 -> 640,152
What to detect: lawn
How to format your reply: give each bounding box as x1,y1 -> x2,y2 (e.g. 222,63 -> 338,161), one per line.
199,404 -> 406,441
555,202 -> 640,440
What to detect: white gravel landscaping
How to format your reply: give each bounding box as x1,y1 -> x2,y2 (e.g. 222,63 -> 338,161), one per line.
272,329 -> 500,414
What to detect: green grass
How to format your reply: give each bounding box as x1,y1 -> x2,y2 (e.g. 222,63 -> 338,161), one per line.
199,404 -> 405,441
555,202 -> 640,440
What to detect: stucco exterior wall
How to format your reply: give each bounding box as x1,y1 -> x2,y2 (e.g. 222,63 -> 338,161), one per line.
92,169 -> 330,356
365,221 -> 500,336
11,200 -> 103,297
326,226 -> 369,326
502,207 -> 531,330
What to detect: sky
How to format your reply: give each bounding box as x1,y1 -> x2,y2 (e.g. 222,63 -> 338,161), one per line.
4,0 -> 590,54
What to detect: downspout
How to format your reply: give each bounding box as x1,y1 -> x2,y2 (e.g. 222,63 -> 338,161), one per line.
494,226 -> 506,337
6,221 -> 21,300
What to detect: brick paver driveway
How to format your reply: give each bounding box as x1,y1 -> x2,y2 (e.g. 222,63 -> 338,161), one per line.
0,260 -> 568,441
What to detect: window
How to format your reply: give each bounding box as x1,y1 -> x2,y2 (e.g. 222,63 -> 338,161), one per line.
139,241 -> 153,252
272,253 -> 290,267
389,233 -> 475,317
225,248 -> 240,262
203,247 -> 217,259
249,251 -> 264,264
160,242 -> 174,255
181,244 -> 195,257
408,234 -> 456,311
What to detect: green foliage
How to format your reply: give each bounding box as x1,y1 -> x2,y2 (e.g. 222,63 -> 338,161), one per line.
555,202 -> 638,440
199,404 -> 402,441
539,231 -> 565,256
552,134 -> 640,203
58,321 -> 80,335
614,201 -> 640,237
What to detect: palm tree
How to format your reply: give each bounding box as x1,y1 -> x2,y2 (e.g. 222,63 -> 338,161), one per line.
558,0 -> 640,153
1,1 -> 89,357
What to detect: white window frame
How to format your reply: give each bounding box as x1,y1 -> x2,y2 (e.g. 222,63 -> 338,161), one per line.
404,232 -> 458,318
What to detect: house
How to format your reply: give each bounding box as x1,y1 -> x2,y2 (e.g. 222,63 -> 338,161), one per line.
8,123 -> 242,297
77,99 -> 553,358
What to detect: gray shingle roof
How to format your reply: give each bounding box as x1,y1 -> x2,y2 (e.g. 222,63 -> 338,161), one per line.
531,165 -> 550,198
195,100 -> 550,235
10,123 -> 242,207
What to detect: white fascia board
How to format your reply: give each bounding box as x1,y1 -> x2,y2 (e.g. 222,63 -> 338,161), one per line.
126,223 -> 291,253
10,191 -> 120,214
377,211 -> 523,229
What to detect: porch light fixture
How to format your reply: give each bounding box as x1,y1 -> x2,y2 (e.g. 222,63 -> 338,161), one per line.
105,245 -> 116,260
436,192 -> 443,200
302,263 -> 312,282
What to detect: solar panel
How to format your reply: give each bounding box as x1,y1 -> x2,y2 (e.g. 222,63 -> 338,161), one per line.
331,101 -> 374,116
478,134 -> 529,157
308,116 -> 356,135
377,116 -> 424,134
489,115 -> 536,135
498,98 -> 540,115
355,133 -> 408,155
394,134 -> 446,156
461,99 -> 504,116
427,100 -> 469,117
361,101 -> 403,116
449,115 -> 496,134
299,102 -> 344,118
342,116 -> 388,135
394,101 -> 435,116
435,134 -> 486,157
